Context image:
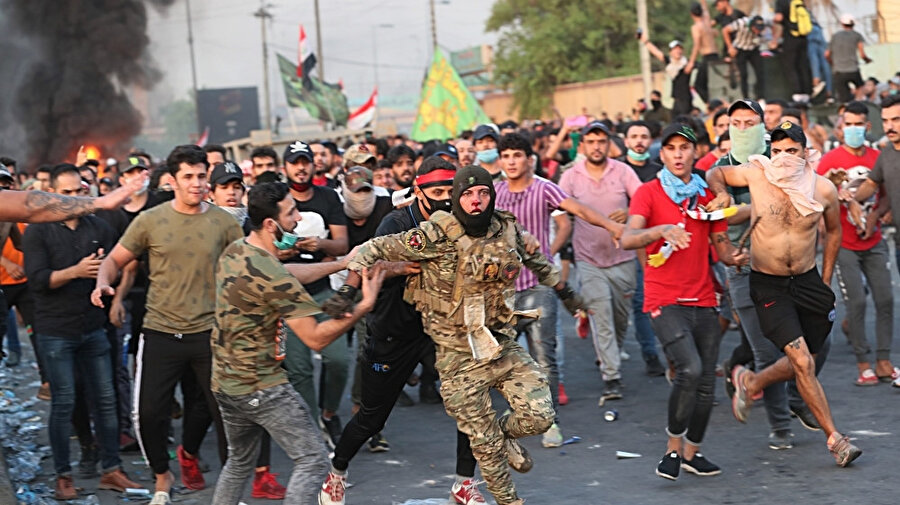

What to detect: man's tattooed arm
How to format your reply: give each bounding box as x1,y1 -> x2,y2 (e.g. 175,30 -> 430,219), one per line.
0,191 -> 96,223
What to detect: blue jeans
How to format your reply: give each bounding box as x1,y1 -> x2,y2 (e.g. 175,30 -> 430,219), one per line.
632,258 -> 659,361
650,305 -> 720,444
5,308 -> 19,354
807,26 -> 833,92
39,329 -> 120,476
212,383 -> 329,505
515,284 -> 560,423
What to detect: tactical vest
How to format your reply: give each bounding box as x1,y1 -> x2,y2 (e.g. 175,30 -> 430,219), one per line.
404,210 -> 523,356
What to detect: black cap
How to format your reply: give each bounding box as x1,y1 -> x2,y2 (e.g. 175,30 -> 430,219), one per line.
750,15 -> 765,30
498,120 -> 518,130
435,143 -> 458,159
660,124 -> 698,146
283,141 -> 313,164
690,2 -> 703,16
122,155 -> 149,173
770,121 -> 807,146
473,124 -> 499,141
209,161 -> 243,186
727,98 -> 764,119
0,164 -> 12,182
581,120 -> 611,136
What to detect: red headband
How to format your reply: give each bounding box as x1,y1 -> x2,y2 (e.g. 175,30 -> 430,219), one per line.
415,169 -> 456,187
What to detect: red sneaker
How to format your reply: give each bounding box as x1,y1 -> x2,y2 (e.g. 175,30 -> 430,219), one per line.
319,471 -> 347,505
450,478 -> 486,504
176,445 -> 205,490
558,383 -> 569,406
252,468 -> 286,499
576,312 -> 590,339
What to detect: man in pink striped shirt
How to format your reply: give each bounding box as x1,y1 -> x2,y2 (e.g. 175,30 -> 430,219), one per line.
560,121 -> 645,405
495,132 -> 624,448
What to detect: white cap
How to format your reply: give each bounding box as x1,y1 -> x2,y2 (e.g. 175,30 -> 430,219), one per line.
668,40 -> 683,49
840,13 -> 855,26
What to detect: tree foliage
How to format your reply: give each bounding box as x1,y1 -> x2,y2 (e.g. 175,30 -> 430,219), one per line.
486,0 -> 696,118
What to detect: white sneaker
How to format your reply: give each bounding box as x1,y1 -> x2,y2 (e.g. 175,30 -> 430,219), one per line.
812,81 -> 826,97
319,471 -> 346,505
893,376 -> 900,388
542,423 -> 563,448
620,349 -> 631,361
150,491 -> 171,505
450,478 -> 487,504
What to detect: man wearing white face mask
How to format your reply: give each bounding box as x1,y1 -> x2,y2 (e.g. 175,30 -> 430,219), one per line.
706,121 -> 863,468
473,124 -> 502,179
816,101 -> 897,386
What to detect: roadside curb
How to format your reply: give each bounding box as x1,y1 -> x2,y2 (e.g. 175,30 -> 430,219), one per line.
0,450 -> 17,504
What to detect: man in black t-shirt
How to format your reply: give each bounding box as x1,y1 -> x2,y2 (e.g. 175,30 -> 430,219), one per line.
280,140 -> 351,450
643,34 -> 695,116
774,0 -> 813,99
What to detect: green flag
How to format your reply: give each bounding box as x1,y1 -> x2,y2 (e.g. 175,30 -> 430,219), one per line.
411,49 -> 490,142
277,54 -> 350,127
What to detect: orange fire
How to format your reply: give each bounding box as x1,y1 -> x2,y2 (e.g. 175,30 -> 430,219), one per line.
83,145 -> 101,161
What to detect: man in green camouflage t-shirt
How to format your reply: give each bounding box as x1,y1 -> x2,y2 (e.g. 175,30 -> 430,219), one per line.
210,182 -> 383,505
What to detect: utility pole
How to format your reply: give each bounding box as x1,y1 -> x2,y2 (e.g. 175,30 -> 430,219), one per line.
314,0 -> 324,80
185,0 -> 200,130
254,2 -> 273,131
429,0 -> 437,52
636,0 -> 652,102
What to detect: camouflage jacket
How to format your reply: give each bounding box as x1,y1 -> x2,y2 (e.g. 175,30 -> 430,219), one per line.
348,210 -> 560,354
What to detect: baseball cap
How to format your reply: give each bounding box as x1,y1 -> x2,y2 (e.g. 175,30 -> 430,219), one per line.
342,166 -> 374,193
473,124 -> 500,141
727,98 -> 764,119
690,2 -> 703,16
839,13 -> 855,26
343,144 -> 377,167
435,143 -> 458,159
498,120 -> 518,131
581,120 -> 611,136
209,161 -> 243,186
770,121 -> 807,146
0,165 -> 13,182
660,124 -> 698,146
669,40 -> 683,49
283,141 -> 313,164
750,15 -> 765,30
122,155 -> 149,173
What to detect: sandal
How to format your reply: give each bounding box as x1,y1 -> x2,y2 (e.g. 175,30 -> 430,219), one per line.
855,369 -> 878,387
876,366 -> 900,383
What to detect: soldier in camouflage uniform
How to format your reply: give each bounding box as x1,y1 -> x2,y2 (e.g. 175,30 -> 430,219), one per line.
325,165 -> 586,505
209,182 -> 383,505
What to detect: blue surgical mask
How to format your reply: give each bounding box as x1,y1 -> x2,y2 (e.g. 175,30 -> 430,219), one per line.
273,221 -> 299,250
728,123 -> 766,163
843,125 -> 867,149
627,149 -> 650,162
476,148 -> 499,164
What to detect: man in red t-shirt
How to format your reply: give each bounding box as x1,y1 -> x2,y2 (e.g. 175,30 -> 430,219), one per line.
622,124 -> 747,481
817,101 -> 896,385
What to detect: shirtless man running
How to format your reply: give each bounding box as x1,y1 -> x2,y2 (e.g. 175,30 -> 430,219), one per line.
690,0 -> 719,104
705,121 -> 863,467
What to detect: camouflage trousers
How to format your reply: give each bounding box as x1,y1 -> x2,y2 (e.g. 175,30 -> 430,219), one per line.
436,338 -> 554,504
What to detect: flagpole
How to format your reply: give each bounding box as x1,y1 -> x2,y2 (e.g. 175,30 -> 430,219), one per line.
314,0 -> 324,81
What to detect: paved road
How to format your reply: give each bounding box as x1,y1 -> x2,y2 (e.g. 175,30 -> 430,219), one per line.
4,261 -> 900,504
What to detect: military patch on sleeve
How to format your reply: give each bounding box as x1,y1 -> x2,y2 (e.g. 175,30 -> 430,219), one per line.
404,229 -> 427,252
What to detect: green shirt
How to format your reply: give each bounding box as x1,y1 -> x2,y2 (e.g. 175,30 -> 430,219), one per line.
119,203 -> 243,334
212,239 -> 320,395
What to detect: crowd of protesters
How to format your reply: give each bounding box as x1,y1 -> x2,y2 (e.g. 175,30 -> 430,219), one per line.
1,1 -> 899,504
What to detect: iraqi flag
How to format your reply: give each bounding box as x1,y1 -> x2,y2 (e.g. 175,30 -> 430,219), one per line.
297,25 -> 317,87
195,126 -> 210,147
347,87 -> 377,130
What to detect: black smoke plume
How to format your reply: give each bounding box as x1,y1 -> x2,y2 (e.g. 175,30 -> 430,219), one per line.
0,0 -> 176,171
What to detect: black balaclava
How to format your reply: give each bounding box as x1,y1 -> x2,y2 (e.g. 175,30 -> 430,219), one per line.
451,164 -> 495,237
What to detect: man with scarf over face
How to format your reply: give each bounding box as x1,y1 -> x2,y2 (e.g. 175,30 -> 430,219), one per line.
332,165 -> 587,505
623,124 -> 748,481
706,121 -> 863,467
319,158 -> 489,505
